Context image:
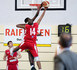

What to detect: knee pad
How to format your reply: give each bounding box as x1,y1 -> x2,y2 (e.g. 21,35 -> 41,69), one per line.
34,57 -> 40,62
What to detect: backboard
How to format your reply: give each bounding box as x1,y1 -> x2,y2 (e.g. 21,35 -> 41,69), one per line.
15,0 -> 66,11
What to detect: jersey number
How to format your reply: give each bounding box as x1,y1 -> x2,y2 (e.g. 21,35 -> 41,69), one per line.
30,28 -> 35,35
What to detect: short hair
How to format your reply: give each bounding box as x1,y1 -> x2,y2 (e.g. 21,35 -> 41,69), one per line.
7,41 -> 12,45
24,17 -> 30,23
60,33 -> 72,48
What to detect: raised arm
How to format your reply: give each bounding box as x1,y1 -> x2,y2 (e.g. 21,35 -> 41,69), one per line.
16,24 -> 26,29
36,7 -> 47,25
32,3 -> 43,21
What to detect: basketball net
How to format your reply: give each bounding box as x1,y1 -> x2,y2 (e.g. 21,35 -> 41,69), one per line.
30,4 -> 41,17
29,0 -> 42,17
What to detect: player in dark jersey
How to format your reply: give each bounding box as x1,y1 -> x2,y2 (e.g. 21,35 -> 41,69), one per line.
13,3 -> 47,70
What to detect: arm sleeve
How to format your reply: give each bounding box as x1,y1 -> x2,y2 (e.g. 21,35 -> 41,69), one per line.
54,56 -> 65,70
5,50 -> 7,55
5,50 -> 9,55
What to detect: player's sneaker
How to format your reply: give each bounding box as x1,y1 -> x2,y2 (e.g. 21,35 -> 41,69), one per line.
31,67 -> 36,70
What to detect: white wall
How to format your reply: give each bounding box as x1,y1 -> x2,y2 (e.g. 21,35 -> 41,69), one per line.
0,0 -> 77,25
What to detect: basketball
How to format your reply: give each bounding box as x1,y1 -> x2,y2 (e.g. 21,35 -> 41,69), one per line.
42,1 -> 50,8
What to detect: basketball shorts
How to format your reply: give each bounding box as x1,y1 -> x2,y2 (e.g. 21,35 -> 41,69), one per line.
19,41 -> 38,57
6,64 -> 18,70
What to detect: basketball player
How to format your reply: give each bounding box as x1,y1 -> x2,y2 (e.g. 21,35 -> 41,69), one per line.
13,4 -> 47,70
3,41 -> 21,70
21,32 -> 41,70
26,32 -> 41,70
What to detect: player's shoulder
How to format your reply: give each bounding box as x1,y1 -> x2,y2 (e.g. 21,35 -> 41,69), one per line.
25,24 -> 30,28
5,49 -> 9,52
34,22 -> 38,24
25,24 -> 28,26
25,24 -> 30,27
5,49 -> 10,54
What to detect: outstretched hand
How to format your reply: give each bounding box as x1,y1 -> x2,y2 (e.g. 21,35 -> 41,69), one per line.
32,3 -> 43,21
40,2 -> 43,7
44,7 -> 48,10
37,2 -> 43,10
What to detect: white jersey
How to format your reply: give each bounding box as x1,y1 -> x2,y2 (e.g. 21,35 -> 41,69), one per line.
57,45 -> 61,55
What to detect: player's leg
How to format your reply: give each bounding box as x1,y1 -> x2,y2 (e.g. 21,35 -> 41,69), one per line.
27,51 -> 36,70
34,56 -> 42,70
13,46 -> 20,53
32,55 -> 42,70
37,61 -> 41,69
28,51 -> 34,66
34,45 -> 42,69
29,44 -> 42,70
13,41 -> 26,53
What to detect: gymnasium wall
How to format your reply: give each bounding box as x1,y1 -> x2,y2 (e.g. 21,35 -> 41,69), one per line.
0,25 -> 77,70
0,0 -> 77,25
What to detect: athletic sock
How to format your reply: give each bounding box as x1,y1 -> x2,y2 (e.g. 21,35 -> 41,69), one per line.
31,65 -> 34,68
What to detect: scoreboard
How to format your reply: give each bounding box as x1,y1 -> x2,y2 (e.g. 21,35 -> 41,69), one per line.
58,24 -> 71,36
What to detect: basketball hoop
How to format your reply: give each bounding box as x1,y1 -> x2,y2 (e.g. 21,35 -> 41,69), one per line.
29,4 -> 41,17
29,4 -> 40,7
29,4 -> 41,9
